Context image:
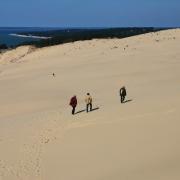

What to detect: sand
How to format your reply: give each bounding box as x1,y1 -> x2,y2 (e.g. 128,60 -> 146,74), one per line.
0,29 -> 180,180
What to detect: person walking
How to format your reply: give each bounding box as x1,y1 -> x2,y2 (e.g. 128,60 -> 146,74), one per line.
119,86 -> 127,103
85,93 -> 92,113
69,96 -> 77,115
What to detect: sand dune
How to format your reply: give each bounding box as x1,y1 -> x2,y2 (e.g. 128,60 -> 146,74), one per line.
0,46 -> 35,65
0,29 -> 180,180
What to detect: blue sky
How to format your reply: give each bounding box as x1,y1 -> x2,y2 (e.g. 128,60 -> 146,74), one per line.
0,0 -> 179,27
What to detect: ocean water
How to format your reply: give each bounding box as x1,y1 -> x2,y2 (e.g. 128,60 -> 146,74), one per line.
0,27 -> 103,47
0,27 -> 61,47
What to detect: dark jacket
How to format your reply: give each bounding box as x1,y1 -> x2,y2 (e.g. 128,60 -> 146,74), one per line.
120,88 -> 127,96
69,96 -> 77,107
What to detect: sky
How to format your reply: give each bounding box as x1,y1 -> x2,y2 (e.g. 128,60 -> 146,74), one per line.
0,0 -> 180,27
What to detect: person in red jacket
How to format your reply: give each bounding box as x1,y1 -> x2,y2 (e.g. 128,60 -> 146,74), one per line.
69,96 -> 77,115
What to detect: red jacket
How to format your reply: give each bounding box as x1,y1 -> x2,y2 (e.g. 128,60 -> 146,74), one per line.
69,96 -> 77,107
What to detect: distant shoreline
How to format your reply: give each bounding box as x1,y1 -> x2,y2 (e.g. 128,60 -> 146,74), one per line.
9,33 -> 51,39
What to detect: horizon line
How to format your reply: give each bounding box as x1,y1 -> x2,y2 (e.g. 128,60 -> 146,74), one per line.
0,26 -> 179,29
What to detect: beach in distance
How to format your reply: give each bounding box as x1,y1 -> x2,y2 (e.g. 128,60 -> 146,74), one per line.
0,27 -> 59,47
0,29 -> 180,180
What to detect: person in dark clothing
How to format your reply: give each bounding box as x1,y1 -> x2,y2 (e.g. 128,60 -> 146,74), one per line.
119,86 -> 127,103
69,96 -> 77,115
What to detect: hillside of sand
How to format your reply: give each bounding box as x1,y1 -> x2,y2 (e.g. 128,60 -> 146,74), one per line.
0,29 -> 180,180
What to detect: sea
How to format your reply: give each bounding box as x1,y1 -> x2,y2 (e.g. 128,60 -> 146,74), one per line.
0,27 -> 61,47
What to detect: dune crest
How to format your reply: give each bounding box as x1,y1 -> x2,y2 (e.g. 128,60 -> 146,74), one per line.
0,46 -> 36,65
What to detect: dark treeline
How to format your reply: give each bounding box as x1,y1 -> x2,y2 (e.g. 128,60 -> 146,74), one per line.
14,28 -> 165,48
0,44 -> 8,50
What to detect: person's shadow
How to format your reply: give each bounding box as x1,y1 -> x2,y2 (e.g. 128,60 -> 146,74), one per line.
122,99 -> 133,103
75,107 -> 100,115
75,109 -> 86,115
89,107 -> 100,112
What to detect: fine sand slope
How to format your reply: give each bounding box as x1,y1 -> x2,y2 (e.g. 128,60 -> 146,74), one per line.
0,29 -> 180,180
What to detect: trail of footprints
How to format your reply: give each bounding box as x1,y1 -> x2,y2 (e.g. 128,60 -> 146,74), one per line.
0,110 -> 68,180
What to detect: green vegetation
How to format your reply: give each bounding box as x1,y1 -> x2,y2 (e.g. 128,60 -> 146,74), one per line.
0,44 -> 8,50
